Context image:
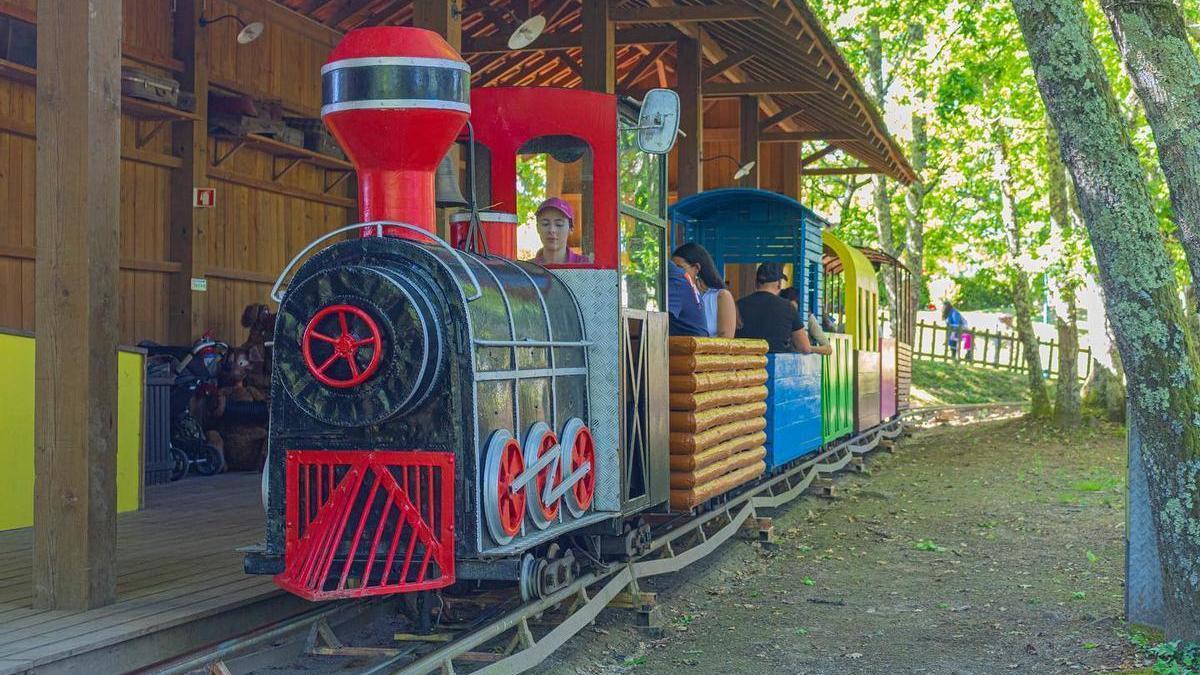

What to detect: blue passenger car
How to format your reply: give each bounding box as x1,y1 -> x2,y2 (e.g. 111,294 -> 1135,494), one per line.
669,189 -> 827,468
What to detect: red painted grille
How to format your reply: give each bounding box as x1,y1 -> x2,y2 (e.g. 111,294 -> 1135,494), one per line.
277,450 -> 455,600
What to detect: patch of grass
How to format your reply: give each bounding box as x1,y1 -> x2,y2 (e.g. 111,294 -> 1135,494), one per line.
1071,591 -> 1086,600
914,539 -> 946,552
911,359 -> 1057,406
802,576 -> 815,586
622,655 -> 647,667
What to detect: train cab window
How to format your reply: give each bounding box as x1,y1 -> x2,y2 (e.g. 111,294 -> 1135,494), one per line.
618,123 -> 666,218
620,214 -> 665,311
515,135 -> 595,264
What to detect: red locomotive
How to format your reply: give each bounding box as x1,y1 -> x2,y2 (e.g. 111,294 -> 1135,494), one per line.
246,26 -> 680,601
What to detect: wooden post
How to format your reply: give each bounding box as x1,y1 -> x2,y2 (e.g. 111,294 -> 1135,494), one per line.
581,0 -> 614,93
739,95 -> 759,188
675,37 -> 703,198
34,0 -> 122,610
169,0 -> 208,344
779,142 -> 800,199
413,0 -> 463,241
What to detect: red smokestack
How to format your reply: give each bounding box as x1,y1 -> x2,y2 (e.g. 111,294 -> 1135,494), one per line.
321,27 -> 470,239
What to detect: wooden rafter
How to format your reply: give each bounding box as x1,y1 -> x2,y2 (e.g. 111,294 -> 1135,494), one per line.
461,26 -> 680,54
801,143 -> 838,166
702,49 -> 752,80
758,104 -> 803,131
762,131 -> 855,142
799,166 -> 875,176
610,5 -> 762,24
620,43 -> 670,88
704,81 -> 818,96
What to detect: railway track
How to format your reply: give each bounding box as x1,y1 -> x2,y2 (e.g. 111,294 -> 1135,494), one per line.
154,404 -> 1022,675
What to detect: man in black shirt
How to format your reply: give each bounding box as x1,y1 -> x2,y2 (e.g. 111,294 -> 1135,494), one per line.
736,263 -> 832,355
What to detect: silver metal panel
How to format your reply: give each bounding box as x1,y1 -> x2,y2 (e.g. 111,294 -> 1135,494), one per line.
1126,415 -> 1165,628
556,269 -> 621,512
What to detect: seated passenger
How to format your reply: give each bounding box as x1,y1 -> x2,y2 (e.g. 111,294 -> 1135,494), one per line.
779,286 -> 800,312
532,198 -> 590,264
667,260 -> 709,337
736,263 -> 832,355
671,243 -> 737,338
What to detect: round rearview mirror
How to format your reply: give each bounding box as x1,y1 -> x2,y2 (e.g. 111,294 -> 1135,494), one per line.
637,88 -> 681,155
237,21 -> 264,44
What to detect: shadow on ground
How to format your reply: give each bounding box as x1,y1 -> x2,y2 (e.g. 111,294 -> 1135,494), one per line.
534,415 -> 1138,675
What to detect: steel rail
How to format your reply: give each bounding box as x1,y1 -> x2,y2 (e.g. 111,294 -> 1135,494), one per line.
393,419 -> 905,674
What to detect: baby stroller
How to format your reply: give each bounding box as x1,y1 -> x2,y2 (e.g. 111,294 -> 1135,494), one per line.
141,335 -> 229,480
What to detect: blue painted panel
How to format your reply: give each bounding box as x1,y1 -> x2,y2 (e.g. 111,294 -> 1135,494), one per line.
763,353 -> 824,468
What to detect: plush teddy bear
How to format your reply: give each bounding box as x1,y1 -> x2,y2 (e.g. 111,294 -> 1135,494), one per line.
240,303 -> 276,397
213,347 -> 270,471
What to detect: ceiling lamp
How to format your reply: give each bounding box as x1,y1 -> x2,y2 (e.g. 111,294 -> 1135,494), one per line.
479,5 -> 546,50
701,154 -> 757,181
199,13 -> 264,45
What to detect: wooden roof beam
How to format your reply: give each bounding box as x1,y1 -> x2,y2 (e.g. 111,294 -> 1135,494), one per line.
704,81 -> 819,96
611,5 -> 762,24
801,144 -> 838,166
799,166 -> 876,175
620,43 -> 671,88
702,50 -> 753,80
461,26 -> 681,54
759,104 -> 803,131
762,131 -> 856,143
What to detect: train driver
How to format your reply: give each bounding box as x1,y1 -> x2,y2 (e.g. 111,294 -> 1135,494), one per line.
532,198 -> 591,264
736,262 -> 832,355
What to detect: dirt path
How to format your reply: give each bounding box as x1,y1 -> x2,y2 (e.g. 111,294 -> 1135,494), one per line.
535,416 -> 1138,675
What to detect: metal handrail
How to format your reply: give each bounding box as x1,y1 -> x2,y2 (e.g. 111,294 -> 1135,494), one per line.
270,221 -> 482,304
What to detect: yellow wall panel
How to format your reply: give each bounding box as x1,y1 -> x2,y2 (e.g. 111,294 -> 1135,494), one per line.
0,332 -> 143,532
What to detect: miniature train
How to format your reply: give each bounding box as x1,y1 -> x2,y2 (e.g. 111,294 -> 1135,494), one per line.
245,27 -> 914,602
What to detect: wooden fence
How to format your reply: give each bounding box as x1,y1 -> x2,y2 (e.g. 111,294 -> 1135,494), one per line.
913,321 -> 1092,380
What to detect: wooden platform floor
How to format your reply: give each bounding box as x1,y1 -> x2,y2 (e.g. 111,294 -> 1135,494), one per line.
0,473 -> 293,674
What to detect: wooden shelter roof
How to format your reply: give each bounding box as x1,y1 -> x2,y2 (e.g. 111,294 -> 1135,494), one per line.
270,0 -> 916,184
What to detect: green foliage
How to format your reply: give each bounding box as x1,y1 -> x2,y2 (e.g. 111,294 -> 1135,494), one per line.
1130,633 -> 1200,675
913,538 -> 946,552
803,0 -> 1191,310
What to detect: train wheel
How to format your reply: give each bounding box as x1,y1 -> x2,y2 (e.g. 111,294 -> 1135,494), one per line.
560,419 -> 595,517
523,422 -> 561,529
483,430 -> 526,545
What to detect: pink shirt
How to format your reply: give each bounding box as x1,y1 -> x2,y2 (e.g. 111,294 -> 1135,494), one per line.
533,248 -> 590,264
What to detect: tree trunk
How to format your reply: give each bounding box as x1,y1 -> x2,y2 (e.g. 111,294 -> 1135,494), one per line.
906,108 -> 928,334
1046,124 -> 1082,425
1055,293 -> 1081,425
1013,0 -> 1200,639
866,25 -> 897,311
992,122 -> 1052,417
1103,0 -> 1200,299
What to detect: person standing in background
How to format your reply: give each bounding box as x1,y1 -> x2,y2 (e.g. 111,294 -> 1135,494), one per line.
942,300 -> 967,359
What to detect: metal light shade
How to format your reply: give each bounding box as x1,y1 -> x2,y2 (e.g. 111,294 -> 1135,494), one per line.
508,14 -> 546,50
734,160 -> 756,180
237,21 -> 264,44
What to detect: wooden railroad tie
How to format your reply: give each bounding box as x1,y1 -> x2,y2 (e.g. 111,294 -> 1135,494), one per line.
609,590 -> 657,611
878,439 -> 896,453
740,515 -> 776,543
849,456 -> 867,473
811,478 -> 838,497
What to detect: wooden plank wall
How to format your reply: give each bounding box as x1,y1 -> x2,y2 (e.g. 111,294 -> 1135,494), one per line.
0,0 -> 354,345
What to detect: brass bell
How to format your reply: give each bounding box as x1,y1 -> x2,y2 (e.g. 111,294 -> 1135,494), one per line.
434,151 -> 468,208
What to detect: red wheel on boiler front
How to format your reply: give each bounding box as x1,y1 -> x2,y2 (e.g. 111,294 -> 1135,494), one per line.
301,304 -> 383,388
561,419 -> 595,517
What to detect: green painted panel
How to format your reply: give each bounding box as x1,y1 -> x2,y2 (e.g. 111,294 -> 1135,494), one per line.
822,333 -> 855,442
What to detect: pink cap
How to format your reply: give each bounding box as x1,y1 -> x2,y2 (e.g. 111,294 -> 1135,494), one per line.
536,197 -> 574,225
